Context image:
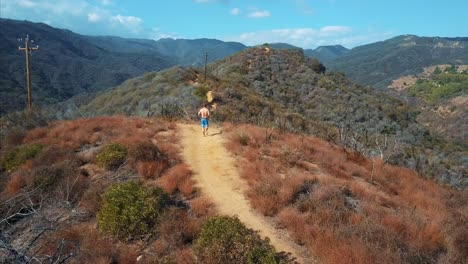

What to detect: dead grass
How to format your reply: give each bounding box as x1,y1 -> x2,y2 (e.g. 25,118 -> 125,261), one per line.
137,160 -> 168,180
159,164 -> 195,198
2,172 -> 25,196
225,123 -> 462,264
38,223 -> 114,262
190,196 -> 215,218
159,208 -> 202,247
79,181 -> 107,215
22,116 -> 175,153
2,117 -> 208,264
176,248 -> 196,264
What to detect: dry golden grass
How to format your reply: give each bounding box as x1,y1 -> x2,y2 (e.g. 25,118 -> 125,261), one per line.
22,116 -> 173,151
137,160 -> 168,180
38,223 -> 114,262
225,123 -> 464,264
190,196 -> 215,218
2,116 -> 208,264
176,248 -> 196,264
159,208 -> 202,247
159,163 -> 195,198
2,172 -> 25,196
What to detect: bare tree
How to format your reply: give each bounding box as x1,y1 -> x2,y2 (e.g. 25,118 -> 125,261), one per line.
375,134 -> 400,163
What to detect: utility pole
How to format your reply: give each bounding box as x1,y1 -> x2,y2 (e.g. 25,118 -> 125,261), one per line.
18,35 -> 39,112
204,52 -> 208,82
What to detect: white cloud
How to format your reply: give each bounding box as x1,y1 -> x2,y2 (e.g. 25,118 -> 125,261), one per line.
1,0 -> 151,38
111,15 -> 142,25
231,8 -> 240,16
18,0 -> 37,8
107,14 -> 146,35
14,0 -> 87,15
248,10 -> 271,18
33,1 -> 88,16
224,26 -> 393,48
87,12 -> 101,22
320,26 -> 352,36
150,27 -> 180,40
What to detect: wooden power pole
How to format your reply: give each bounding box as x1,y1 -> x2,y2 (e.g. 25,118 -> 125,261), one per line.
204,52 -> 208,82
18,35 -> 39,112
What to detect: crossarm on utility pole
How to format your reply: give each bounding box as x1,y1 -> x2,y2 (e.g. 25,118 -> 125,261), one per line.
18,35 -> 39,112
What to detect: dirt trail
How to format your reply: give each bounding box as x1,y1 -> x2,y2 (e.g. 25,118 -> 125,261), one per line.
179,123 -> 315,264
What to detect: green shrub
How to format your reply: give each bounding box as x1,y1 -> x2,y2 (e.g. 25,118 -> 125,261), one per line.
195,216 -> 280,264
0,143 -> 43,172
95,143 -> 128,169
97,180 -> 169,241
194,85 -> 210,99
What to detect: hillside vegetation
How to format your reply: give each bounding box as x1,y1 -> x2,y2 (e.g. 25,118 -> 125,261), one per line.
407,65 -> 467,102
77,47 -> 466,188
0,19 -> 247,115
225,123 -> 467,264
389,65 -> 468,143
0,19 -> 177,115
0,117 -> 466,264
328,35 -> 468,89
0,116 -> 294,264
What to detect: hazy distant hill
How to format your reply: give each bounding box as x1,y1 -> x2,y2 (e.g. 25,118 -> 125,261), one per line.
86,36 -> 247,66
0,19 -> 175,115
266,43 -> 350,64
267,43 -> 303,51
328,35 -> 468,89
77,47 -> 466,188
305,45 -> 349,63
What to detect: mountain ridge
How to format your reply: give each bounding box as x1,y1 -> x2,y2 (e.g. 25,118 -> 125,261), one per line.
75,47 -> 466,188
0,19 -> 246,115
0,18 -> 176,115
328,34 -> 468,89
3,18 -> 467,116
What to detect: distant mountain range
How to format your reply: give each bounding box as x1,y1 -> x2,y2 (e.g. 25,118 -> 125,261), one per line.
0,19 -> 246,114
328,35 -> 468,89
1,18 -> 467,116
85,36 -> 246,66
0,19 -> 173,115
267,43 -> 350,64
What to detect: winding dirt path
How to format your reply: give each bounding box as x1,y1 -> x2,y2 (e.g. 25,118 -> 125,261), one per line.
179,123 -> 314,264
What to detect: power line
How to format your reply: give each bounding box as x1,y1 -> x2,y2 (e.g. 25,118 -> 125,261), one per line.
31,82 -> 61,103
204,52 -> 208,82
18,35 -> 39,112
31,81 -> 86,118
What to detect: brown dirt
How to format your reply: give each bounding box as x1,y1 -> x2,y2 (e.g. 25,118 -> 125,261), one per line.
178,123 -> 316,264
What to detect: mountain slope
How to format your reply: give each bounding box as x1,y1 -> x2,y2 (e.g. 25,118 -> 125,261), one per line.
305,45 -> 349,64
76,47 -> 466,188
328,35 -> 468,89
86,36 -> 247,66
266,43 -> 350,64
388,65 -> 468,143
1,117 -> 466,263
0,19 -> 176,115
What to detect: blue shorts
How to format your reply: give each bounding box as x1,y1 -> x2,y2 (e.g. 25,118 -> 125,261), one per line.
200,118 -> 209,128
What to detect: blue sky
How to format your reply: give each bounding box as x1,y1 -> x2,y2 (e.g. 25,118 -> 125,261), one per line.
1,0 -> 467,49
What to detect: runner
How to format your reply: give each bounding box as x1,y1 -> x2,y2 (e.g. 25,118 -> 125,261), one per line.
197,103 -> 210,136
